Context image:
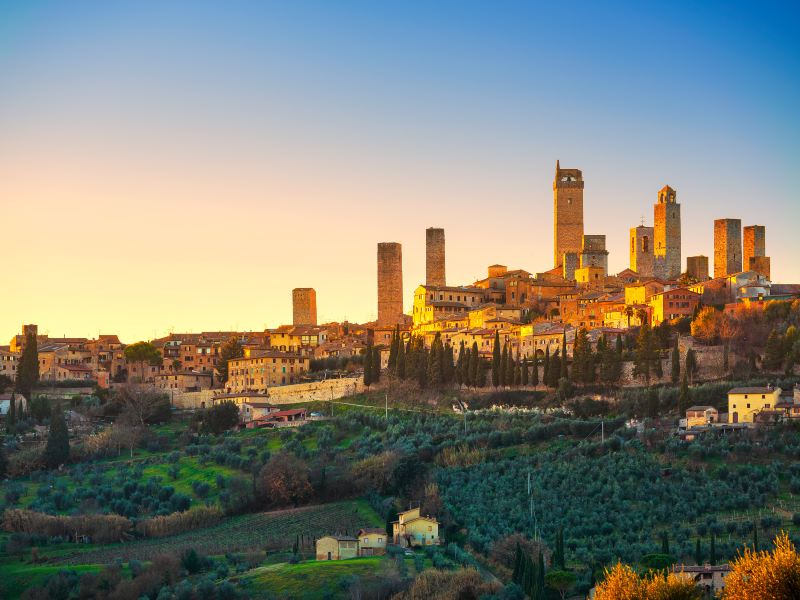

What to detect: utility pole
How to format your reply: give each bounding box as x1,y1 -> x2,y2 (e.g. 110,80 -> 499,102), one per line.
385,392 -> 388,421
601,419 -> 604,444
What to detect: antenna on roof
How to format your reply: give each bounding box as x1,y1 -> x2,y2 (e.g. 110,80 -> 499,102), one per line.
640,215 -> 645,226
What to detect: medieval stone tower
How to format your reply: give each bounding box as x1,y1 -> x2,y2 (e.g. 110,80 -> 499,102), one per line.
686,256 -> 709,281
714,218 -> 742,278
743,225 -> 770,278
653,185 -> 681,279
629,225 -> 654,277
425,227 -> 446,287
377,242 -> 404,326
553,161 -> 584,268
292,288 -> 317,326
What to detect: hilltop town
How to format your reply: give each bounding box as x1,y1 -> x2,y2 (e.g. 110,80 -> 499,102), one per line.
2,162 -> 800,600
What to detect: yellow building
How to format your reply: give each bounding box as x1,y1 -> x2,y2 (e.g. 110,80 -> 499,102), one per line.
225,351 -> 309,393
412,285 -> 487,327
728,386 -> 782,424
575,265 -> 605,288
357,528 -> 387,556
392,507 -> 440,548
685,405 -> 719,428
624,280 -> 665,306
315,535 -> 359,560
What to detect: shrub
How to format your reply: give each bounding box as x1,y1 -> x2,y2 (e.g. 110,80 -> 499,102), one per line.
2,509 -> 131,543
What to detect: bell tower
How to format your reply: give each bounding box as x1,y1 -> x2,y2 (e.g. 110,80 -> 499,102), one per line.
553,160 -> 585,268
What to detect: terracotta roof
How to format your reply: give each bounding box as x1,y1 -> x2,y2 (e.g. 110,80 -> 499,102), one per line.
729,387 -> 779,394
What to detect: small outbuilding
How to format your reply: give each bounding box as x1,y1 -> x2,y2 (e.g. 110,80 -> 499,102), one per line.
316,535 -> 358,561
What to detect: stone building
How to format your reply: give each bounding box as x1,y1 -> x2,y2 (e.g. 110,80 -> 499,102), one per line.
225,351 -> 310,392
743,225 -> 770,279
553,160 -> 584,268
425,227 -> 446,287
562,252 -> 579,281
686,255 -> 709,281
653,185 -> 681,279
580,235 -> 608,275
377,242 -> 404,326
292,288 -> 317,326
714,218 -> 742,278
629,225 -> 654,277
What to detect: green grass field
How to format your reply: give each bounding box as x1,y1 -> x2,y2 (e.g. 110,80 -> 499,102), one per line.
0,560 -> 108,599
238,555 -> 426,599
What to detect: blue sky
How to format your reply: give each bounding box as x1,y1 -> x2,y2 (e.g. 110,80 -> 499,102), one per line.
0,1 -> 798,339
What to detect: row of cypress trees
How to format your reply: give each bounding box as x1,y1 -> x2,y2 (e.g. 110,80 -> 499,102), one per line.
512,543 -> 546,599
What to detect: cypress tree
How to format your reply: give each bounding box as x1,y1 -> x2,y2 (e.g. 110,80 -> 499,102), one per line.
512,356 -> 520,386
661,531 -> 670,555
0,435 -> 7,478
671,336 -> 680,384
710,533 -> 716,565
363,344 -> 373,386
15,331 -> 39,399
428,333 -> 443,387
512,542 -> 523,584
44,403 -> 70,469
679,371 -> 690,415
523,555 -> 535,599
455,345 -> 464,386
416,347 -> 428,389
492,331 -> 501,387
469,342 -> 480,386
396,338 -> 406,379
537,550 -> 545,598
752,523 -> 758,552
549,349 -> 561,387
560,330 -> 569,381
521,358 -> 529,386
388,325 -> 399,371
531,356 -> 539,386
763,329 -> 784,371
372,346 -> 381,382
543,347 -> 551,387
555,526 -> 565,569
443,343 -> 454,384
500,342 -> 509,387
695,538 -> 703,565
478,359 -> 487,387
685,347 -> 698,384
6,392 -> 16,434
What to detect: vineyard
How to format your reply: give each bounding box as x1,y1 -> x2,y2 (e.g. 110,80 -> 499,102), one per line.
51,500 -> 382,565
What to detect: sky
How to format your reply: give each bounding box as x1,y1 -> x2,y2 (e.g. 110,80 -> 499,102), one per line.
1,0 -> 798,342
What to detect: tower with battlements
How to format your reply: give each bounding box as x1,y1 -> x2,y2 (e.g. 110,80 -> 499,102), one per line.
553,161 -> 584,268
426,227 -> 446,287
377,242 -> 404,326
653,185 -> 681,279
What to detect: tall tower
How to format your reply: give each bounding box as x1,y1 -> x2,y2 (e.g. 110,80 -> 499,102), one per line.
629,225 -> 654,277
686,256 -> 709,281
292,288 -> 317,326
743,225 -> 765,269
653,185 -> 681,279
377,242 -> 404,326
553,160 -> 584,268
425,227 -> 446,287
714,218 -> 742,277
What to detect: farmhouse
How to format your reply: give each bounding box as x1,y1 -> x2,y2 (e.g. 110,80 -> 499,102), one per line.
391,507 -> 440,547
671,564 -> 730,595
685,406 -> 719,428
728,385 -> 782,424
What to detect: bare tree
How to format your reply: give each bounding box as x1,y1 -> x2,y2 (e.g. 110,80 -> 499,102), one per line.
118,384 -> 167,428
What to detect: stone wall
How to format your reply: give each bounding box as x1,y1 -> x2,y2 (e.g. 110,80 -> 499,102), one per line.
169,377 -> 364,410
